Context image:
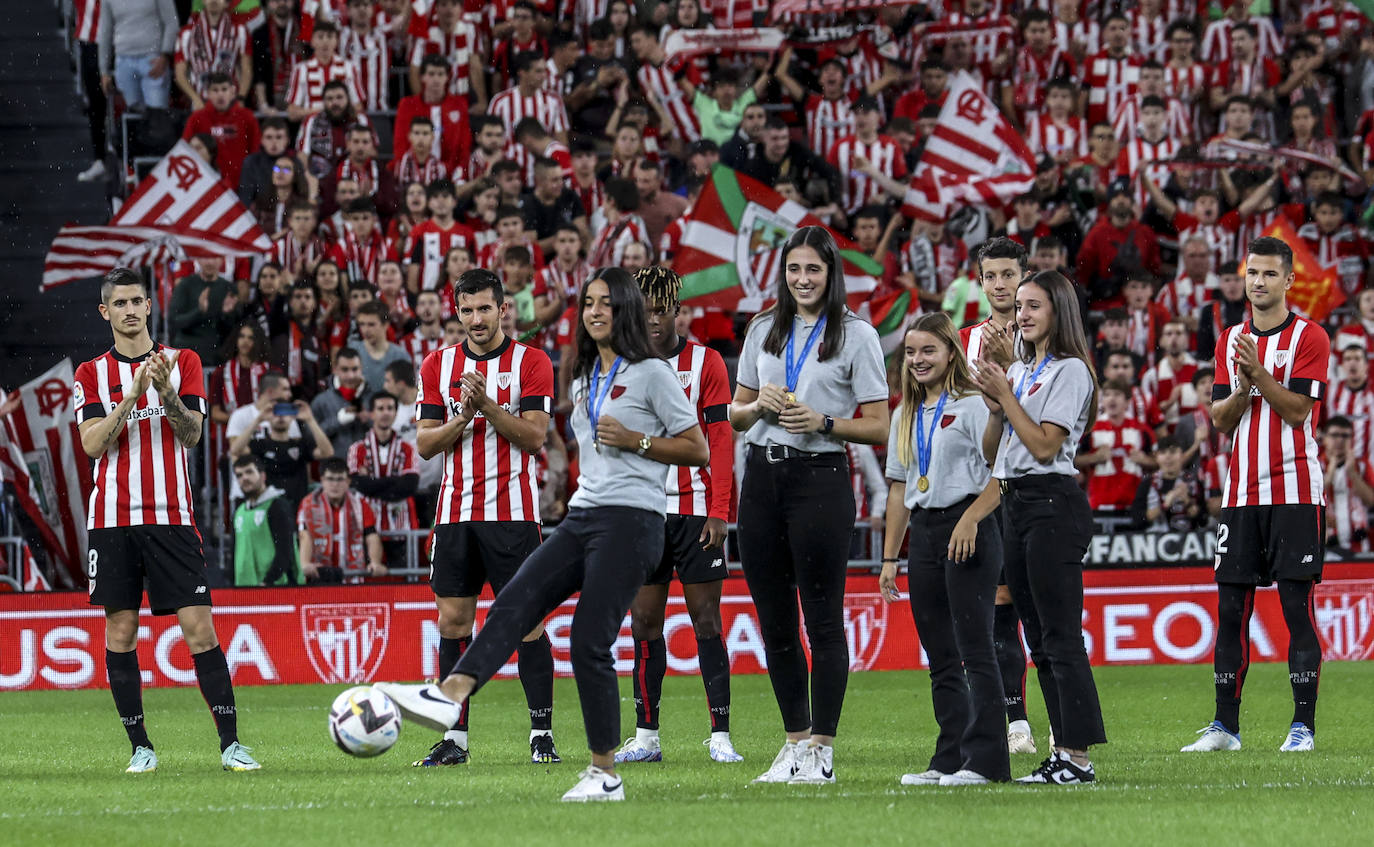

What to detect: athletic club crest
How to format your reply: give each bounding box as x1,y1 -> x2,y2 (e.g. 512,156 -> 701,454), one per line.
497,372 -> 512,390
301,603 -> 391,683
842,593 -> 890,671
677,371 -> 693,390
1313,580 -> 1374,661
1274,350 -> 1290,369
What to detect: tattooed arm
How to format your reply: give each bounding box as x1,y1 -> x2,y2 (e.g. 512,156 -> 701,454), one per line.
79,361 -> 152,458
148,352 -> 204,449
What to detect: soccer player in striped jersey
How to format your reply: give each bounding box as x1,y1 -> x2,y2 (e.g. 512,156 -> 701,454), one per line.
75,268 -> 259,774
614,266 -> 739,765
410,268 -> 560,766
1183,236 -> 1330,754
339,0 -> 391,111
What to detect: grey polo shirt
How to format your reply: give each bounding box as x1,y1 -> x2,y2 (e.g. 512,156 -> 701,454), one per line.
736,310 -> 888,454
886,393 -> 992,509
568,357 -> 700,515
994,356 -> 1095,479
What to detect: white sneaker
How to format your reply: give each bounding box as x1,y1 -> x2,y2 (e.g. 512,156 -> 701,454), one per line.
125,745 -> 157,773
752,740 -> 806,783
560,765 -> 624,802
77,160 -> 107,182
372,682 -> 463,732
613,735 -> 662,763
705,732 -> 744,763
1180,721 -> 1242,752
1008,720 -> 1037,754
1279,723 -> 1314,752
939,769 -> 990,786
788,742 -> 834,784
899,769 -> 946,786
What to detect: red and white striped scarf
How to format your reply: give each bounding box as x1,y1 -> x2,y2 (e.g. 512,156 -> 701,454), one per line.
338,159 -> 379,196
221,359 -> 266,411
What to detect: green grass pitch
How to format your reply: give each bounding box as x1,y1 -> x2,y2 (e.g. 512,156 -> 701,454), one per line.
2,663 -> 1372,846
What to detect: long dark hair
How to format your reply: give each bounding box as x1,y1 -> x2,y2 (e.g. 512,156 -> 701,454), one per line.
758,225 -> 847,361
573,266 -> 656,383
1016,270 -> 1098,425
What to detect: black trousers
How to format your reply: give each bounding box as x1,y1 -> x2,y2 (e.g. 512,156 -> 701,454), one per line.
1002,475 -> 1107,750
78,42 -> 107,159
737,448 -> 853,738
907,497 -> 1010,780
452,506 -> 664,754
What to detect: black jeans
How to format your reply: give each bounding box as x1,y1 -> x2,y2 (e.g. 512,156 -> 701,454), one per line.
907,496 -> 1010,780
1002,475 -> 1107,750
78,42 -> 107,159
737,448 -> 853,738
453,506 -> 664,754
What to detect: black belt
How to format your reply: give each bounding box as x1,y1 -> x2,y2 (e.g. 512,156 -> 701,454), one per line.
999,474 -> 1074,495
750,444 -> 827,464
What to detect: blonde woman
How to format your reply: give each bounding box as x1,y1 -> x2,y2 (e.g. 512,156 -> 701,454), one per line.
880,312 -> 1009,787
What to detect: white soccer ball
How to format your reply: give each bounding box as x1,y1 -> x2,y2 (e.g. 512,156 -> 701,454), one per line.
329,685 -> 401,757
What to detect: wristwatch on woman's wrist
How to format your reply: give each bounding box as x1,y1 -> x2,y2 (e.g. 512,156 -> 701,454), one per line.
821,415 -> 835,435
636,434 -> 652,455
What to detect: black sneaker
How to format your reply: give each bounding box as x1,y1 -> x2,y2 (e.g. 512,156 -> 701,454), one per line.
413,738 -> 469,767
531,733 -> 561,764
1015,751 -> 1094,785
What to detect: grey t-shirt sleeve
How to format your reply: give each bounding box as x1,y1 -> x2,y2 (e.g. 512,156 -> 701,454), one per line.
736,316 -> 765,391
1038,358 -> 1094,435
647,358 -> 701,436
847,320 -> 890,404
885,404 -> 905,482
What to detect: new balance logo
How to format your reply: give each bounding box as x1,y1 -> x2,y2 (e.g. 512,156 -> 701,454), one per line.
194,585 -> 207,594
1301,554 -> 1314,564
710,558 -> 724,568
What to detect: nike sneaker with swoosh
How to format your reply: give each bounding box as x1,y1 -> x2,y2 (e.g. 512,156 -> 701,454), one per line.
373,682 -> 463,732
125,746 -> 157,774
787,742 -> 835,785
1015,751 -> 1095,785
412,738 -> 469,766
560,766 -> 625,802
753,740 -> 806,783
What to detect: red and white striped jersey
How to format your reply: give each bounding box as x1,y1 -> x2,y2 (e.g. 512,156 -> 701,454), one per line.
1128,12 -> 1168,62
1113,94 -> 1193,143
339,26 -> 391,110
1327,379 -> 1374,463
1326,455 -> 1374,552
1139,353 -> 1200,429
1082,51 -> 1141,126
638,59 -> 702,143
1164,62 -> 1210,128
271,230 -> 328,275
347,431 -> 420,531
208,359 -> 267,414
1304,3 -> 1369,51
327,228 -> 392,286
1053,18 -> 1100,57
828,134 -> 907,215
1214,314 -> 1329,508
410,20 -> 479,97
1174,209 -> 1240,270
335,157 -> 384,198
488,85 -> 569,137
664,340 -> 733,519
417,338 -> 555,523
1157,271 -> 1217,320
570,174 -> 606,219
389,151 -> 448,185
805,93 -> 856,161
1200,17 -> 1283,64
1085,416 -> 1155,511
175,13 -> 251,99
1212,56 -> 1281,105
1025,112 -> 1088,161
1009,46 -> 1077,116
74,345 -> 208,529
401,328 -> 445,370
287,57 -> 364,110
535,259 -> 591,299
959,318 -> 1009,363
945,12 -> 1015,67
588,214 -> 650,267
705,0 -> 765,29
75,0 -> 100,43
1115,135 -> 1181,206
406,219 -> 478,291
1298,222 -> 1371,297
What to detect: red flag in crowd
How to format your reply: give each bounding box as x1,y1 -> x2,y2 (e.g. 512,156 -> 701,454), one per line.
42,140 -> 272,291
902,71 -> 1037,224
0,360 -> 91,587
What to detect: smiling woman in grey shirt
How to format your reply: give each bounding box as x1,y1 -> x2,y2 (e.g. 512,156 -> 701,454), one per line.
974,270 -> 1106,786
879,312 -> 1009,788
376,267 -> 707,804
729,225 -> 890,787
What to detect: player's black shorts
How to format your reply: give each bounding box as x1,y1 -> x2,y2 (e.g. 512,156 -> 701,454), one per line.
645,515 -> 728,586
1215,505 -> 1325,586
430,521 -> 542,597
87,525 -> 211,615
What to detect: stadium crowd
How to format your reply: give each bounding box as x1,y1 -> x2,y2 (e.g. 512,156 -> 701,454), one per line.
58,0 -> 1374,584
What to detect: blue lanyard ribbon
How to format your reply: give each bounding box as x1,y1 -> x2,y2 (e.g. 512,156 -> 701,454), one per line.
589,356 -> 623,435
785,315 -> 827,393
915,391 -> 949,480
1014,355 -> 1053,403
